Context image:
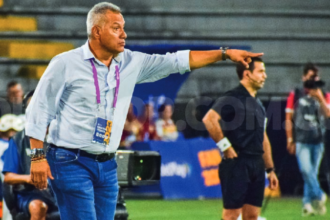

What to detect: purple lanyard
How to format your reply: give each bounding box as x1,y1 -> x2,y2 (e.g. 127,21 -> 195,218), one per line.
90,59 -> 120,110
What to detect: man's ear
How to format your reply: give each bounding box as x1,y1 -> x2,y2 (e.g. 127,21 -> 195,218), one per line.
243,70 -> 250,79
91,25 -> 102,39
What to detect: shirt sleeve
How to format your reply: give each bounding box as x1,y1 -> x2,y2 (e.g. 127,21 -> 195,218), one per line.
136,50 -> 191,84
285,91 -> 295,113
211,92 -> 241,122
25,55 -> 66,141
2,139 -> 22,174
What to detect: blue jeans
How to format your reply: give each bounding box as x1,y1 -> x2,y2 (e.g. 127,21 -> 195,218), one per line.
296,142 -> 325,205
46,146 -> 119,220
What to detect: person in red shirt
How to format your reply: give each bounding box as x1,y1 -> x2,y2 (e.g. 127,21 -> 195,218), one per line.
285,63 -> 330,216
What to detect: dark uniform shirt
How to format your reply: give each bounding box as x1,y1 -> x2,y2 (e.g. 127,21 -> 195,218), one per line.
212,84 -> 266,156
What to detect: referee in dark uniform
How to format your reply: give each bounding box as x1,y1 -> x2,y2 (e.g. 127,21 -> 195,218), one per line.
203,57 -> 278,220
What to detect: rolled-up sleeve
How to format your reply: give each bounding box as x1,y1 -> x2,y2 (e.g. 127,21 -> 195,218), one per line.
136,50 -> 190,84
25,56 -> 66,141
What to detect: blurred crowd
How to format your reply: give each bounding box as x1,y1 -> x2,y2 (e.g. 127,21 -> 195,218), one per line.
119,101 -> 179,149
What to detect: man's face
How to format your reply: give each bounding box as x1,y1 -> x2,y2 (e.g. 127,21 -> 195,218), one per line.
302,70 -> 319,82
98,11 -> 127,55
0,129 -> 17,140
7,84 -> 23,104
247,62 -> 267,90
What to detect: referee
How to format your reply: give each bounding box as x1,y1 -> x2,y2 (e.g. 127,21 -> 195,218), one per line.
203,57 -> 278,220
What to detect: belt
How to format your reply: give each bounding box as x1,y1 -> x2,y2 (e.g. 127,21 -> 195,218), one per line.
50,144 -> 115,162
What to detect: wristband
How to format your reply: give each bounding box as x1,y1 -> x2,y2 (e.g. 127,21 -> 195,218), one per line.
266,168 -> 275,174
287,137 -> 293,143
216,137 -> 231,152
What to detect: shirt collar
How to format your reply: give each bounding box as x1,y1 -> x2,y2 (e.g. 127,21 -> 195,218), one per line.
238,83 -> 253,98
82,41 -> 122,64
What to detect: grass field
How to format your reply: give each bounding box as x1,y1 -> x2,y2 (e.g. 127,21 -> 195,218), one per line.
125,197 -> 330,220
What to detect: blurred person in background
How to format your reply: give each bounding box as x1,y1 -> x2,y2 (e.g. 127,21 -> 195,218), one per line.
2,90 -> 58,220
138,102 -> 159,141
25,2 -> 263,220
285,63 -> 330,216
0,81 -> 24,118
0,114 -> 24,220
119,103 -> 142,148
203,58 -> 278,220
155,104 -> 178,141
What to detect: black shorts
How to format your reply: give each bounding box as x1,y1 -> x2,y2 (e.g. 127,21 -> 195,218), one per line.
219,155 -> 265,209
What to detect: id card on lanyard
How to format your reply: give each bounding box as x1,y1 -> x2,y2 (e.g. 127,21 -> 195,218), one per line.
90,59 -> 120,145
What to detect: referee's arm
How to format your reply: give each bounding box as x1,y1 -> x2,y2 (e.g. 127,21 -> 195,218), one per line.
262,132 -> 279,190
203,109 -> 237,159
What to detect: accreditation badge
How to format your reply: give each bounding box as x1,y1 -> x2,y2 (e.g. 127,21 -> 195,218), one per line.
92,117 -> 112,145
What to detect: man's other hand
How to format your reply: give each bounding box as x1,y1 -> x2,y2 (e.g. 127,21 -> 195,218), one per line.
226,49 -> 263,68
268,171 -> 279,190
223,147 -> 238,159
287,142 -> 296,155
31,160 -> 54,189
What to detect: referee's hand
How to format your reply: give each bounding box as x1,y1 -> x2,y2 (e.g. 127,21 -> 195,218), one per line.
267,172 -> 279,190
223,147 -> 237,159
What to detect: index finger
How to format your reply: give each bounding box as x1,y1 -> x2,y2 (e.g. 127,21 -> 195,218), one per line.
248,52 -> 264,58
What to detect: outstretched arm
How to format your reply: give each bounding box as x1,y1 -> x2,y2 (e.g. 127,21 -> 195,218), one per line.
189,49 -> 263,70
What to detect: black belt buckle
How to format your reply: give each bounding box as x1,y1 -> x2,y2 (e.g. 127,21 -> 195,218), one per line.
95,153 -> 114,162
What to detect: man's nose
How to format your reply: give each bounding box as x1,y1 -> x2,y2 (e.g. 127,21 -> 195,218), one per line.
121,31 -> 127,39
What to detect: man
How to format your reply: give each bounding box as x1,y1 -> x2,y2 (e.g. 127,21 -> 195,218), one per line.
203,58 -> 278,220
0,81 -> 24,117
25,2 -> 263,220
285,63 -> 329,216
2,91 -> 59,220
0,114 -> 25,173
0,114 -> 24,220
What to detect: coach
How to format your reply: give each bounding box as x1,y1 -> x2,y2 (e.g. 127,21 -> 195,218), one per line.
25,2 -> 263,220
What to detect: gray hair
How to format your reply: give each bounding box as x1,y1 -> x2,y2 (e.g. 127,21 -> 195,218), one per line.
86,2 -> 121,38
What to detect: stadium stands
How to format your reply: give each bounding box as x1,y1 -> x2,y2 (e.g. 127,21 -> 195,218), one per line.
0,1 -> 330,99
0,16 -> 36,31
0,41 -> 73,59
18,65 -> 47,79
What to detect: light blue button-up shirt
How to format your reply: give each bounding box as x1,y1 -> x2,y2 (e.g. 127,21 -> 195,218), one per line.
25,42 -> 190,154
